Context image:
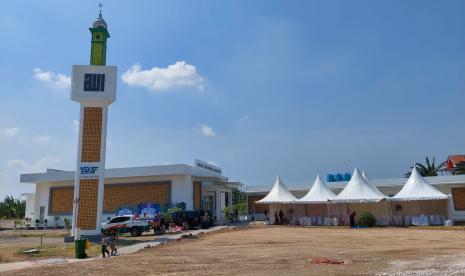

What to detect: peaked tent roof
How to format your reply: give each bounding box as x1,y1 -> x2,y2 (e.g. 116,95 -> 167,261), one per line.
296,174 -> 336,203
362,170 -> 377,189
256,176 -> 297,204
332,168 -> 385,203
390,167 -> 449,201
362,170 -> 371,183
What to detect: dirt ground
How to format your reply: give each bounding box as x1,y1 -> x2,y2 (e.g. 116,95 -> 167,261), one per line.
5,226 -> 465,276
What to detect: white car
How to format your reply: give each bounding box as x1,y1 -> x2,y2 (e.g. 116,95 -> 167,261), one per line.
101,215 -> 151,237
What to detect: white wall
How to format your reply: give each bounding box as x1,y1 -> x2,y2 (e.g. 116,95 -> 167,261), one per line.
24,194 -> 35,220
171,175 -> 193,210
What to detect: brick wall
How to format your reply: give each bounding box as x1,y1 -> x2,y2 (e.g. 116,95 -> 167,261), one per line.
247,195 -> 268,214
193,181 -> 201,210
50,187 -> 74,214
452,188 -> 465,211
50,182 -> 171,217
103,182 -> 170,213
77,179 -> 99,230
81,107 -> 102,162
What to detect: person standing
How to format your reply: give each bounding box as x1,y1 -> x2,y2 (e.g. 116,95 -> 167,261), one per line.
349,212 -> 357,227
110,231 -> 118,256
100,235 -> 110,258
274,211 -> 279,225
279,209 -> 284,225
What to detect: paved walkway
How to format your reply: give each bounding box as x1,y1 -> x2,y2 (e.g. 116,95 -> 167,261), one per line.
0,226 -> 228,273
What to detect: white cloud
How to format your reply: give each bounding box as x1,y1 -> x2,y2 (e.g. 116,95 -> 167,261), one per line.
236,115 -> 250,125
72,120 -> 79,134
33,68 -> 71,89
5,157 -> 60,173
33,135 -> 51,143
5,159 -> 29,171
3,127 -> 19,137
122,61 -> 205,92
197,124 -> 216,138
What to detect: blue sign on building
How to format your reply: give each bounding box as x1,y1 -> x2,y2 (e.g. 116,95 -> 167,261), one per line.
327,172 -> 352,182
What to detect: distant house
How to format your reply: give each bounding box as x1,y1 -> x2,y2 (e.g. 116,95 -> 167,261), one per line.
443,155 -> 465,175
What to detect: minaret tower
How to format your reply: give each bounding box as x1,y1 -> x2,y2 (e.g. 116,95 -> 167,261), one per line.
90,4 -> 109,66
71,5 -> 117,239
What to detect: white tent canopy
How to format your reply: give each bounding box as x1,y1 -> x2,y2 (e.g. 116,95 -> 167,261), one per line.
296,174 -> 336,203
362,170 -> 380,190
256,176 -> 297,204
362,170 -> 372,185
332,168 -> 386,203
390,167 -> 449,201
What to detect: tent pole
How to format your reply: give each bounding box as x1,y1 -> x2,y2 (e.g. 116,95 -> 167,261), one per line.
293,203 -> 296,226
326,203 -> 330,219
384,200 -> 390,227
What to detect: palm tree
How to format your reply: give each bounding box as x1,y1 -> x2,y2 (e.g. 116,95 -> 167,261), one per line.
404,157 -> 438,178
0,196 -> 25,219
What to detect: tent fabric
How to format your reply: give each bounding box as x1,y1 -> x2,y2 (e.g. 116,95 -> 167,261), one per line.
296,174 -> 336,203
363,170 -> 385,191
332,168 -> 385,203
256,176 -> 297,204
390,167 -> 449,201
362,170 -> 374,187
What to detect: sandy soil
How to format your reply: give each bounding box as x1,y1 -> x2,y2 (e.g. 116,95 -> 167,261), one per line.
5,226 -> 465,276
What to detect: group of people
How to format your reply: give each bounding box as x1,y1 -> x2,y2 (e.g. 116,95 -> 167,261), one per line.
273,209 -> 287,225
100,231 -> 118,258
262,209 -> 287,225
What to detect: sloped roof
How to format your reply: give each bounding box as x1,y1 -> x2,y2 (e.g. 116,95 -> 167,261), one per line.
256,176 -> 297,204
362,170 -> 371,183
332,168 -> 385,203
390,167 -> 449,201
448,155 -> 465,167
296,174 -> 336,203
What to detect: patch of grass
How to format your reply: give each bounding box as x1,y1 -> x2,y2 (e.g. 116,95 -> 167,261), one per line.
0,242 -> 103,263
0,229 -> 68,239
15,244 -> 75,259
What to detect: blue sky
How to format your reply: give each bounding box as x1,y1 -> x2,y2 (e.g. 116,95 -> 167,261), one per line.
1,1 -> 465,198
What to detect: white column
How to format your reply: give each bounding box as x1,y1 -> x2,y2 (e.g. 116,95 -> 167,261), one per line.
72,105 -> 85,237
72,103 -> 109,237
216,190 -> 222,223
184,175 -> 193,210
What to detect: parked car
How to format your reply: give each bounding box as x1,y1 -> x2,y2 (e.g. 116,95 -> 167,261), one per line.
172,210 -> 214,230
101,215 -> 153,237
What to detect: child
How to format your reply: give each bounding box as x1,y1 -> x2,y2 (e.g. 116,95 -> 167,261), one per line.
110,231 -> 118,256
100,235 -> 110,258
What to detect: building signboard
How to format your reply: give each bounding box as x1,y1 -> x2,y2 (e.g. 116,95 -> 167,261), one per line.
78,162 -> 101,179
195,159 -> 222,175
71,65 -> 117,105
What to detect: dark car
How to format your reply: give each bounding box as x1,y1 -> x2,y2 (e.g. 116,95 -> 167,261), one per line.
172,210 -> 214,229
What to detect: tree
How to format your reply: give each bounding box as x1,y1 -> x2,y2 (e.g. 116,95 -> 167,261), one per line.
0,196 -> 25,219
232,182 -> 246,205
405,157 -> 438,178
